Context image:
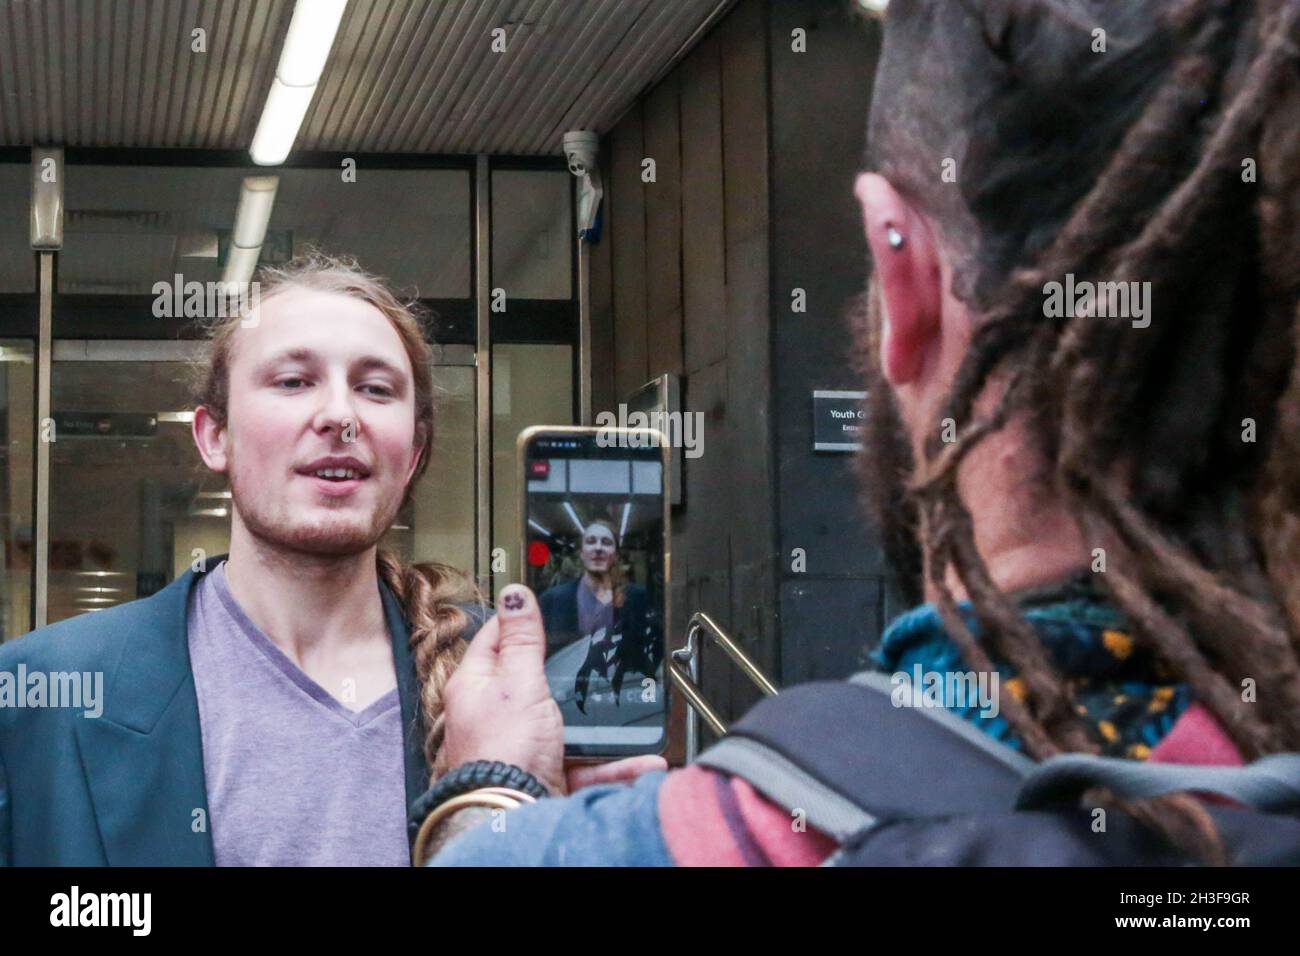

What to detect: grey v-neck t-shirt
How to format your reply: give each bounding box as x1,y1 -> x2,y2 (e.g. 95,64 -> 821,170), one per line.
187,560 -> 409,866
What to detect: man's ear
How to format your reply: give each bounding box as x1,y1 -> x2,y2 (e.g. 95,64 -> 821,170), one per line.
405,436 -> 426,486
192,405 -> 229,473
854,173 -> 943,387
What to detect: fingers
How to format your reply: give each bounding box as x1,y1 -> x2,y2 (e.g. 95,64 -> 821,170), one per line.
494,584 -> 548,673
565,755 -> 668,791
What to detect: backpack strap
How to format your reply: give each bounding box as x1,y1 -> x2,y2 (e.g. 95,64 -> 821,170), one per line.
1017,752 -> 1300,811
694,670 -> 1034,840
694,671 -> 1300,866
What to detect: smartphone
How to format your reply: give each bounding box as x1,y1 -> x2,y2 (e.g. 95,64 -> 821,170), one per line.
518,425 -> 670,758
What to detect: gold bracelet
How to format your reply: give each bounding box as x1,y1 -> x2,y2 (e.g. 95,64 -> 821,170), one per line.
412,787 -> 538,866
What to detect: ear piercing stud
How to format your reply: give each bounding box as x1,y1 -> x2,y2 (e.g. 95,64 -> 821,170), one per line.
887,226 -> 905,250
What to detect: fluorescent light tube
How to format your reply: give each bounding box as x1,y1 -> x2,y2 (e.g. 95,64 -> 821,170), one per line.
278,0 -> 349,86
250,80 -> 316,165
231,176 -> 278,248
222,244 -> 262,285
563,502 -> 585,534
222,175 -> 280,283
250,0 -> 348,164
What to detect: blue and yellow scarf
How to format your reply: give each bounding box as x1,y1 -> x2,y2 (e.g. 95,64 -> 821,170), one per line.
872,575 -> 1192,759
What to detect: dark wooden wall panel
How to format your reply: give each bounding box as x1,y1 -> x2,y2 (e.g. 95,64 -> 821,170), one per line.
609,100 -> 648,401
586,0 -> 888,734
593,0 -> 776,736
589,148 -> 616,415
679,359 -> 732,591
719,0 -> 769,247
679,32 -> 727,375
674,359 -> 731,749
719,0 -> 776,700
642,74 -> 683,378
769,0 -> 887,682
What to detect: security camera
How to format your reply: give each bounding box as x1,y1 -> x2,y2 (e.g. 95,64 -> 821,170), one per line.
562,130 -> 604,240
563,130 -> 599,177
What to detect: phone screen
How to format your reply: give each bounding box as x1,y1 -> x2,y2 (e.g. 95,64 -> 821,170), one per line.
521,427 -> 668,757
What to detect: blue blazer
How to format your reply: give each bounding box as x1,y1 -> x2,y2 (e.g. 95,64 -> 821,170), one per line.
0,558 -> 467,866
537,579 -> 654,656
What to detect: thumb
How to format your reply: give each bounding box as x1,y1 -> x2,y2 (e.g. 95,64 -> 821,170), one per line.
495,584 -> 548,674
456,611 -> 501,677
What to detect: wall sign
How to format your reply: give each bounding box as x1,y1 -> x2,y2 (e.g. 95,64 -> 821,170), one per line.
812,390 -> 866,452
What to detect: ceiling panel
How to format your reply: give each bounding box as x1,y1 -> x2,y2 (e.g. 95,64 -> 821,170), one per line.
0,0 -> 734,155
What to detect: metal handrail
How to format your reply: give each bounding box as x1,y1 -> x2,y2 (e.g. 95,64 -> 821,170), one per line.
667,611 -> 778,760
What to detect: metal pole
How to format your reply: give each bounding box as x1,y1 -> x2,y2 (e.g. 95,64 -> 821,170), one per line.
34,253 -> 52,628
577,236 -> 592,425
474,155 -> 492,596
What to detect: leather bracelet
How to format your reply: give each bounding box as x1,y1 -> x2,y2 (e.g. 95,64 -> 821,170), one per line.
411,787 -> 537,866
408,760 -> 550,845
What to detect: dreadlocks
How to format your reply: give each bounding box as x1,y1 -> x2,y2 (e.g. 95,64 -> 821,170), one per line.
856,0 -> 1300,863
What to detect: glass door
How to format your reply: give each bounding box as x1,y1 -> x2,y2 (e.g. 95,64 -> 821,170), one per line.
381,346 -> 477,574
48,341 -> 226,623
0,340 -> 35,638
490,343 -> 574,598
0,161 -> 36,639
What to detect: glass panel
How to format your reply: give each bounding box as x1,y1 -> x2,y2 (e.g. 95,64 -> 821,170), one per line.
48,353 -> 229,623
61,166 -> 256,294
491,170 -> 572,300
380,364 -> 476,575
271,168 -> 471,298
61,165 -> 471,298
491,343 -> 573,598
0,164 -> 33,293
0,340 -> 34,638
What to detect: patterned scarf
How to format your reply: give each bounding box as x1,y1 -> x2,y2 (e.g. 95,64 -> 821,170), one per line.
872,573 -> 1192,759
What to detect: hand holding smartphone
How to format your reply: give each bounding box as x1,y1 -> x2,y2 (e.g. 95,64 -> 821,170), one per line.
518,425 -> 670,758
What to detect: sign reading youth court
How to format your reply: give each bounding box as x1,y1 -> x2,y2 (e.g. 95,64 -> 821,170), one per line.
813,390 -> 867,452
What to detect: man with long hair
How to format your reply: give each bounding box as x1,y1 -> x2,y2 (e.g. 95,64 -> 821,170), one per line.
0,254 -> 657,866
538,519 -> 658,713
422,0 -> 1300,865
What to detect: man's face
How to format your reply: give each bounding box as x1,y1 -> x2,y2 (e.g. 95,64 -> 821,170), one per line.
203,286 -> 423,557
580,523 -> 617,574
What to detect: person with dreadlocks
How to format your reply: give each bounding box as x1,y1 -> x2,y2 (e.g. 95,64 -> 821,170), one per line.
412,0 -> 1300,866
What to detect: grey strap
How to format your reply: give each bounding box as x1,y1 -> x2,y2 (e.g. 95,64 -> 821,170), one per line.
695,735 -> 877,841
849,671 -> 1037,777
1017,752 -> 1300,812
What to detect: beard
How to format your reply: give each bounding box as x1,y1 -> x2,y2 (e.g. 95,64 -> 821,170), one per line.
226,450 -> 402,558
846,285 -> 924,608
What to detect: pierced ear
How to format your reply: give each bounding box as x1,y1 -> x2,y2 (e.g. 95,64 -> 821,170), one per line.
855,173 -> 941,387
